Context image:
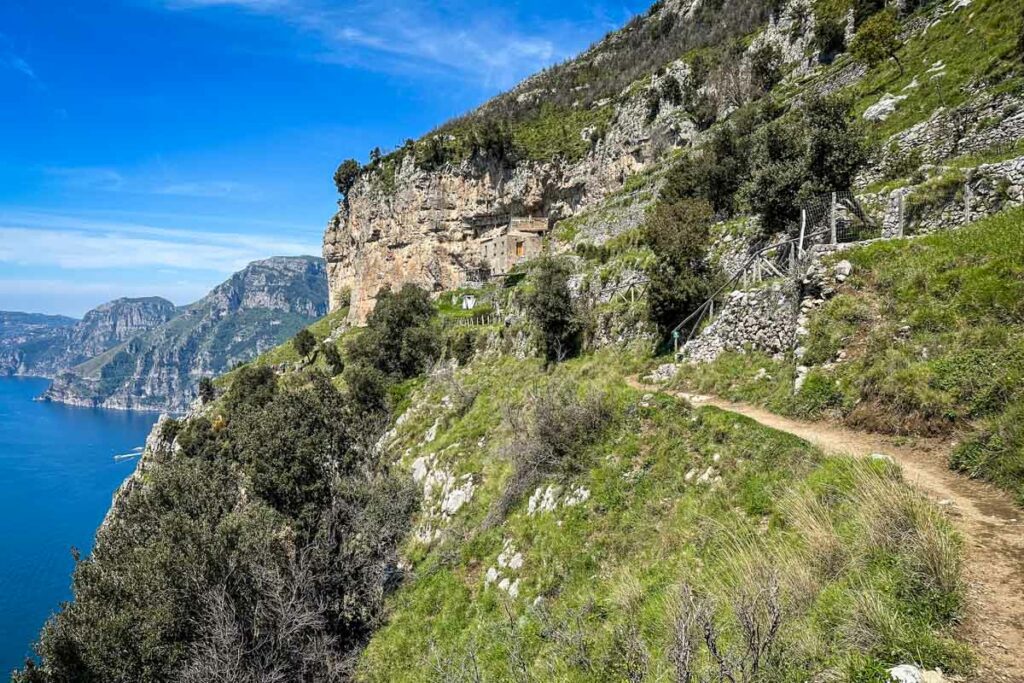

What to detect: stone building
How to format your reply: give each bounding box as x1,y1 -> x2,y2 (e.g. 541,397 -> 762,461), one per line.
476,216 -> 548,277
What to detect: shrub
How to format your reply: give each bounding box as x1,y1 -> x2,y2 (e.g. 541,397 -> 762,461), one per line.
333,158 -> 361,198
644,198 -> 717,335
750,43 -> 784,92
197,376 -> 215,404
322,342 -> 345,377
487,382 -> 614,526
523,257 -> 581,364
230,374 -> 350,528
223,364 -> 278,414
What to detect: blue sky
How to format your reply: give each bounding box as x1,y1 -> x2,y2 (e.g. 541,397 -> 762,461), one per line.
0,0 -> 648,316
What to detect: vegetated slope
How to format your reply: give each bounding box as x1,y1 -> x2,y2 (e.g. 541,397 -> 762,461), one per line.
40,256 -> 328,413
669,206 -> 1024,502
355,353 -> 971,681
0,299 -> 176,378
16,276 -> 974,681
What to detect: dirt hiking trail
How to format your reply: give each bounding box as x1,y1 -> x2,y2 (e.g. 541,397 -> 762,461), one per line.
630,380 -> 1024,682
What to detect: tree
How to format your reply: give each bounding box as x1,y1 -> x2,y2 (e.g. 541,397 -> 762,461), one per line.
524,257 -> 580,365
644,199 -> 717,334
198,376 -> 215,404
850,8 -> 903,74
333,159 -> 360,198
750,43 -> 783,93
802,94 -> 868,194
346,284 -> 440,380
293,328 -> 316,359
322,343 -> 344,377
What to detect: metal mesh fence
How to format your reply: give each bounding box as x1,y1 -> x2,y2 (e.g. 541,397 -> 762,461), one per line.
799,190 -> 883,249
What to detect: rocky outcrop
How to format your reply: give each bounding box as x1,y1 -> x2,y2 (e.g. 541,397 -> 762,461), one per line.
322,0 -> 825,324
0,298 -> 177,378
41,256 -> 328,413
324,88 -> 695,323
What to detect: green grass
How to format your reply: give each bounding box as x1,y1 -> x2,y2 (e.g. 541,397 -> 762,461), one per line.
671,206 -> 1024,502
847,0 -> 1023,142
355,351 -> 970,680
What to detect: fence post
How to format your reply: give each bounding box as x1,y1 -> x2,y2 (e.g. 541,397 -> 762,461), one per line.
964,181 -> 972,224
897,192 -> 905,238
798,209 -> 807,257
830,192 -> 837,245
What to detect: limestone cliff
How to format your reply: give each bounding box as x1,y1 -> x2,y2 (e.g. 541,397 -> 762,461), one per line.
41,256 -> 328,412
323,0 -> 798,322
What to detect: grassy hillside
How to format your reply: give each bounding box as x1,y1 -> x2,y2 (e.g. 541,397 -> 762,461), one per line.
668,206 -> 1024,502
357,351 -> 970,681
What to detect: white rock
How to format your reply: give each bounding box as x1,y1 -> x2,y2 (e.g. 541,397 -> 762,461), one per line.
684,468 -> 698,482
864,93 -> 908,122
424,418 -> 441,444
441,477 -> 475,515
411,455 -> 433,484
485,567 -> 500,585
834,260 -> 853,281
888,664 -> 923,683
527,485 -> 561,515
564,486 -> 591,507
870,453 -> 895,464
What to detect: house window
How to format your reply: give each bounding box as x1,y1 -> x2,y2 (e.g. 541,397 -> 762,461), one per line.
515,241 -> 525,258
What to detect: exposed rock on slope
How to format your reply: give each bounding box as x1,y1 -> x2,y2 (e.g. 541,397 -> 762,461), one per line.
41,256 -> 328,412
0,299 -> 176,377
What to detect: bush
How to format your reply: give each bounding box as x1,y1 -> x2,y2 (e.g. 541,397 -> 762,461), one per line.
850,8 -> 903,74
322,342 -> 345,376
644,198 -> 717,335
333,158 -> 361,198
197,376 -> 215,404
487,382 -> 614,526
223,365 -> 278,414
524,257 -> 581,364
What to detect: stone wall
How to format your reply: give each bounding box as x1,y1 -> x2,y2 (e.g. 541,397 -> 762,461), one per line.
679,283 -> 799,364
860,92 -> 1024,186
859,154 -> 1024,237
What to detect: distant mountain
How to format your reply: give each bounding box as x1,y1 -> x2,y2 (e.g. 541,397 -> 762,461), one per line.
0,311 -> 78,348
0,299 -> 176,377
41,256 -> 328,412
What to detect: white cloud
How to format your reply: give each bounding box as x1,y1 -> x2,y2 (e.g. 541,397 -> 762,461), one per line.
0,32 -> 42,84
158,0 -> 584,89
154,180 -> 257,199
0,210 -> 320,274
45,167 -> 126,192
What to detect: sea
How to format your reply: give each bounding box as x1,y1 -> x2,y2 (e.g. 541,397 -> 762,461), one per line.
0,377 -> 158,675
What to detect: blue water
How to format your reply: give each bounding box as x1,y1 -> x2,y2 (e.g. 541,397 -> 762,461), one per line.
0,377 -> 157,675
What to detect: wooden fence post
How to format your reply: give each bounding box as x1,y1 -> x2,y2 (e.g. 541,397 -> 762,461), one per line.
830,192 -> 837,245
798,209 -> 807,256
964,181 -> 972,224
897,192 -> 905,238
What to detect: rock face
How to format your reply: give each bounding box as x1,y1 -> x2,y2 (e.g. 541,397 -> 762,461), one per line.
41,256 -> 328,413
324,96 -> 693,323
322,0 -> 801,323
0,299 -> 176,378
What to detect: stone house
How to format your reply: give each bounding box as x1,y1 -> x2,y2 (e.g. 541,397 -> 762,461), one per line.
476,216 -> 548,277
